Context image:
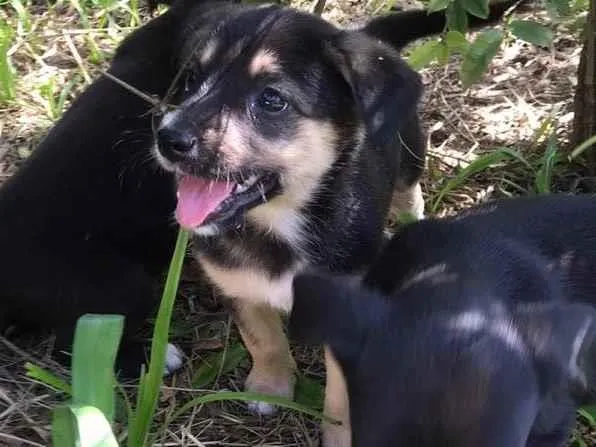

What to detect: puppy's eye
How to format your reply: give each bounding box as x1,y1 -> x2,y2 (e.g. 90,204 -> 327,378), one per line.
256,87 -> 288,113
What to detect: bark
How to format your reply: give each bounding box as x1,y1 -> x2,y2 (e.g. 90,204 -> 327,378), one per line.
571,0 -> 596,173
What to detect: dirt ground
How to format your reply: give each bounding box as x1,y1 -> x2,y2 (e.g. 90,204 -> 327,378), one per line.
1,0 -> 595,446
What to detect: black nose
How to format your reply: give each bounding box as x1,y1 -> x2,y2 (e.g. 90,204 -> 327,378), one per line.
157,127 -> 196,156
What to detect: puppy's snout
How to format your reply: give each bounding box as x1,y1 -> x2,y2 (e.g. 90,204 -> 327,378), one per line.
157,126 -> 196,159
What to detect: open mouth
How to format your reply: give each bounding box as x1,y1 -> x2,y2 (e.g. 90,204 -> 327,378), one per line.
175,172 -> 281,231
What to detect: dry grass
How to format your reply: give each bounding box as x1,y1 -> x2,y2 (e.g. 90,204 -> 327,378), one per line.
0,0 -> 594,446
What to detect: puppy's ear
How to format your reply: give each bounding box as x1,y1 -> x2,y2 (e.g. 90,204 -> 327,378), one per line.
289,270 -> 384,363
326,31 -> 423,149
514,302 -> 596,401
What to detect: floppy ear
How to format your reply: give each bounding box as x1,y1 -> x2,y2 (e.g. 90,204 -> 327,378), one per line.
326,31 -> 423,149
514,302 -> 596,402
289,270 -> 384,363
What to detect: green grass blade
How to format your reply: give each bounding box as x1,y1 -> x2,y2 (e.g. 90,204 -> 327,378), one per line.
568,133 -> 596,161
71,314 -> 124,425
431,148 -> 531,213
169,391 -> 337,425
128,228 -> 190,447
24,362 -> 72,394
53,404 -> 119,447
0,19 -> 16,103
534,135 -> 559,194
578,406 -> 596,426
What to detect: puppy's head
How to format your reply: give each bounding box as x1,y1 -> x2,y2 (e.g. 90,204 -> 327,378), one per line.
153,5 -> 421,236
289,272 -> 596,446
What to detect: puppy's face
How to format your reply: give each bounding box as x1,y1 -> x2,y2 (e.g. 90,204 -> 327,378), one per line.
153,5 -> 421,235
289,272 -> 596,446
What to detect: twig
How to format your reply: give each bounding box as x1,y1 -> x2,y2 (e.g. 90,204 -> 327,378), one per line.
63,31 -> 92,85
100,70 -> 161,108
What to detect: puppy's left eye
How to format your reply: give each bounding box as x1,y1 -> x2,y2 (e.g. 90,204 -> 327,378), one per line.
256,87 -> 288,113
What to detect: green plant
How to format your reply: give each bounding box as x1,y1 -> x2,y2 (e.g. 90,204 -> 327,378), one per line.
0,18 -> 15,103
407,0 -> 579,87
9,0 -> 32,35
38,75 -> 81,121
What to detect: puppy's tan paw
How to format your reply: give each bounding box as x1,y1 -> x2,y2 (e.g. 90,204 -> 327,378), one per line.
244,367 -> 295,416
321,421 -> 351,447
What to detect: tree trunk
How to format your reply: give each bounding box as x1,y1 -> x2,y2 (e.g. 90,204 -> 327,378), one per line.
572,0 -> 596,173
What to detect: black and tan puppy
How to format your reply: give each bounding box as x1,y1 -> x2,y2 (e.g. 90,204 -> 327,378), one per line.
291,194 -> 596,447
151,1 -> 525,444
0,0 -> 523,409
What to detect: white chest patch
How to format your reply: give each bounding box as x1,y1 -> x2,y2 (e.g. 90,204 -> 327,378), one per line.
199,258 -> 302,312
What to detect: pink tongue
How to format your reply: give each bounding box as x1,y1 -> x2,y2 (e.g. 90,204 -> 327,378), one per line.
175,176 -> 235,229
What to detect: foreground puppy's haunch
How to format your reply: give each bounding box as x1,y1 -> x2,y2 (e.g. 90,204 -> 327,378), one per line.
151,0 -> 525,444
291,194 -> 596,447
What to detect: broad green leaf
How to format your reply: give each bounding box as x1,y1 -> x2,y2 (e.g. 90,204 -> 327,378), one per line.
461,0 -> 489,18
295,374 -> 325,411
71,314 -> 124,425
509,20 -> 553,47
53,405 -> 119,447
545,0 -> 571,18
445,30 -> 470,53
460,29 -> 503,87
407,40 -> 441,70
427,0 -> 451,13
446,1 -> 469,33
436,41 -> 450,65
192,343 -> 248,389
127,229 -> 190,447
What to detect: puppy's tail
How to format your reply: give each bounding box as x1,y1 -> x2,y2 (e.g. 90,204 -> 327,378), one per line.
364,0 -> 531,51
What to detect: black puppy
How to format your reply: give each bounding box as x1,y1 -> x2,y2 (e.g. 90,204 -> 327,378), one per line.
150,1 -> 525,445
291,193 -> 596,447
0,0 -> 215,375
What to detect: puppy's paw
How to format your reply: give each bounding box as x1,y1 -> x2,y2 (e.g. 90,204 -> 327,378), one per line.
244,367 -> 295,416
163,343 -> 184,376
321,421 -> 351,447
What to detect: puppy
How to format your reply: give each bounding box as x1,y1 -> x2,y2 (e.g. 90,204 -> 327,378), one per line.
290,193 -> 596,447
0,0 -> 223,375
151,1 -> 524,444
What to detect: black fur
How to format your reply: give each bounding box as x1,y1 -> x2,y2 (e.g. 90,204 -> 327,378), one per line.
0,0 -> 223,375
0,0 -> 523,376
290,194 -> 596,447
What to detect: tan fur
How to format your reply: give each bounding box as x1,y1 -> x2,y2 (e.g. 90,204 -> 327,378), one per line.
203,114 -> 337,246
233,301 -> 297,401
247,119 -> 338,243
198,256 -> 303,312
322,347 -> 352,447
248,49 -> 280,76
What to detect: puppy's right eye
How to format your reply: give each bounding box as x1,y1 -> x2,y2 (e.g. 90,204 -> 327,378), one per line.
256,87 -> 288,114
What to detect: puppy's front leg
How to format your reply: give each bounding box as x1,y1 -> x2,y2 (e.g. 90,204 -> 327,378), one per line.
233,301 -> 297,415
322,347 -> 351,447
391,181 -> 425,220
